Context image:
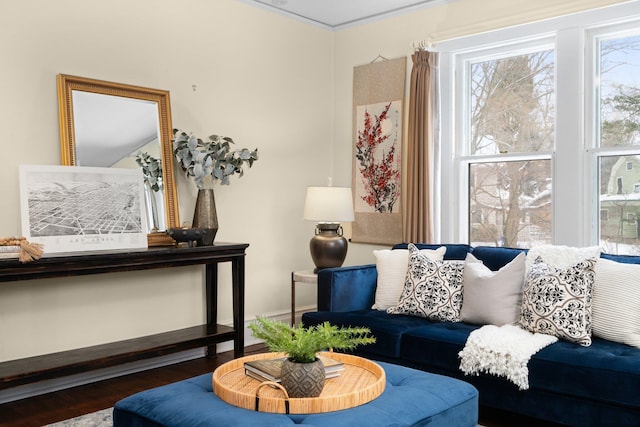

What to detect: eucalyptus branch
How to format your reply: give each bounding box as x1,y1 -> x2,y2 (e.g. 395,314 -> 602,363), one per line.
173,129 -> 259,189
135,152 -> 163,192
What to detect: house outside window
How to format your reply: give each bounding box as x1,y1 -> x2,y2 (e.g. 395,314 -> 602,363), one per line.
438,2 -> 640,254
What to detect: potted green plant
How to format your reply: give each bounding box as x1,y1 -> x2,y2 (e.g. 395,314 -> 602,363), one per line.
172,129 -> 259,244
248,317 -> 375,398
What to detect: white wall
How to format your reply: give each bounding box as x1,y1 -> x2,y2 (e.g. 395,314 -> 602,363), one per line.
0,0 -> 333,362
0,0 -> 629,363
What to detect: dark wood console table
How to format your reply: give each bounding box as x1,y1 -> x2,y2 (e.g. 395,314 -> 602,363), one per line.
0,242 -> 249,390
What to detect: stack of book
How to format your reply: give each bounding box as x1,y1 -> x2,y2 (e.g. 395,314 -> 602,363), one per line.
244,355 -> 344,383
0,245 -> 20,260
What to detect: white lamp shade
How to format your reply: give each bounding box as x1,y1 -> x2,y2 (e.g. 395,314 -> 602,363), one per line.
304,187 -> 355,222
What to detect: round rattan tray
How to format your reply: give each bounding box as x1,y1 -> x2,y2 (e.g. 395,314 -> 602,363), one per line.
212,352 -> 386,414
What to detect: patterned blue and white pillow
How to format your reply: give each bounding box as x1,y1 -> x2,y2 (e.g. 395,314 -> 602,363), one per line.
387,243 -> 464,322
519,256 -> 597,346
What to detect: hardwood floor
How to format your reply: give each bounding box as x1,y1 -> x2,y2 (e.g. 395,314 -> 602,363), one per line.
0,344 -> 553,427
0,344 -> 266,427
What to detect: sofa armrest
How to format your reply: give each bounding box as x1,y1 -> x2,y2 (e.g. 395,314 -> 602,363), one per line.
317,264 -> 377,312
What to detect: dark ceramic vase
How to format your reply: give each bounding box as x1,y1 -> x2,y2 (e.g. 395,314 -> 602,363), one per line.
280,358 -> 325,398
192,189 -> 218,245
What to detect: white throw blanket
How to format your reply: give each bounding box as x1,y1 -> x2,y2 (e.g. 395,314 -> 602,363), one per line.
458,324 -> 558,390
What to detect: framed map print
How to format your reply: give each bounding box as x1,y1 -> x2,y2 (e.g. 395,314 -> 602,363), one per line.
19,165 -> 149,253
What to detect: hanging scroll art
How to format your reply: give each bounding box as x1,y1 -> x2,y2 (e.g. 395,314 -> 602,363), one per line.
352,57 -> 406,244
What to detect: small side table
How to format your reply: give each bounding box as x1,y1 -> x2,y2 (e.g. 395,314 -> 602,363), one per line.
291,270 -> 317,325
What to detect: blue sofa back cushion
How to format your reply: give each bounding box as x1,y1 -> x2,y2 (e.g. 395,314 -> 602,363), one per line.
391,244 -> 528,270
470,246 -> 527,271
302,310 -> 433,359
600,253 -> 640,264
392,243 -> 472,260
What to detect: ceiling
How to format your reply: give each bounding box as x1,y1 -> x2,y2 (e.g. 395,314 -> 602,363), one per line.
239,0 -> 445,29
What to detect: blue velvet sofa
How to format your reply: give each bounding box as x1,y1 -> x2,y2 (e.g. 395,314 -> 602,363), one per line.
301,244 -> 640,427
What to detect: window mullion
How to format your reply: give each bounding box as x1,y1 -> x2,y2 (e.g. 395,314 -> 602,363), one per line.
554,26 -> 586,246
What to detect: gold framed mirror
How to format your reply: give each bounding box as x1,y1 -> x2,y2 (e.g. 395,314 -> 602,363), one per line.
57,74 -> 179,246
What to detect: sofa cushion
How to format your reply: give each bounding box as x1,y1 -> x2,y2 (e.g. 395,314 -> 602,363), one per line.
519,257 -> 596,346
400,322 -> 481,373
387,244 -> 464,322
592,258 -> 640,348
601,252 -> 640,264
400,323 -> 640,409
460,252 -> 526,326
392,243 -> 472,260
302,310 -> 433,359
529,337 -> 640,408
469,246 -> 526,271
372,246 -> 446,311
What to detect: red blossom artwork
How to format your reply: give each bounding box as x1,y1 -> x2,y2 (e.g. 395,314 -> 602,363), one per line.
355,101 -> 400,213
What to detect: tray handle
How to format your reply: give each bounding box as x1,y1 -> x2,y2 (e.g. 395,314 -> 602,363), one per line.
255,381 -> 290,414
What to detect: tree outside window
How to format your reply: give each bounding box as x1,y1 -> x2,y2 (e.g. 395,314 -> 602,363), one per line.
467,50 -> 554,247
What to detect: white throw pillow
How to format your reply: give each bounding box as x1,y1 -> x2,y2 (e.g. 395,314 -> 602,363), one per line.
525,244 -> 601,273
372,246 -> 446,310
592,258 -> 640,348
387,244 -> 464,322
460,252 -> 526,326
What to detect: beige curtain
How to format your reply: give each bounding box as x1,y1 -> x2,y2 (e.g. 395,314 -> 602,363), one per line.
403,50 -> 438,243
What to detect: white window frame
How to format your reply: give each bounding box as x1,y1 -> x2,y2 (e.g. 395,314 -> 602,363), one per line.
437,1 -> 640,247
455,38 -> 555,246
585,20 -> 640,247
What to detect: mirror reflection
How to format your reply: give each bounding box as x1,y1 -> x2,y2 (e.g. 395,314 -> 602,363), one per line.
57,75 -> 179,245
71,91 -> 166,231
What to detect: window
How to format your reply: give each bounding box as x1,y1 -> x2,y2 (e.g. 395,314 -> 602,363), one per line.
461,44 -> 555,247
593,29 -> 640,253
438,2 -> 640,253
468,159 -> 552,247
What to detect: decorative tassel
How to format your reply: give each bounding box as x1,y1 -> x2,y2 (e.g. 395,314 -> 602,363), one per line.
0,237 -> 44,263
18,240 -> 44,263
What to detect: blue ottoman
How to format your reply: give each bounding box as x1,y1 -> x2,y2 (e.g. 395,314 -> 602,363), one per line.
113,362 -> 478,427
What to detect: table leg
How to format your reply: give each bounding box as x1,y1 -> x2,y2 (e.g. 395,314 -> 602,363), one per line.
205,263 -> 218,357
232,255 -> 246,358
291,272 -> 295,326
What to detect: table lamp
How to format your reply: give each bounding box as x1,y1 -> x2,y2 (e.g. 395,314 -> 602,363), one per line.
304,186 -> 355,273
